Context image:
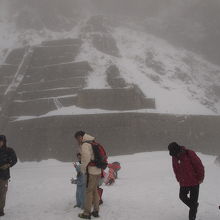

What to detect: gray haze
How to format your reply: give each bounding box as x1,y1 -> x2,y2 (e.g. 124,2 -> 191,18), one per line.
0,0 -> 220,161
1,0 -> 220,63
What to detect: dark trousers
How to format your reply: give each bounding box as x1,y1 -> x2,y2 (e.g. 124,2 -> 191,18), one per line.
0,180 -> 8,212
179,185 -> 200,219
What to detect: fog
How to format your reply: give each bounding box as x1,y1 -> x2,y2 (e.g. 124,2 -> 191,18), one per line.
0,0 -> 220,161
0,0 -> 219,63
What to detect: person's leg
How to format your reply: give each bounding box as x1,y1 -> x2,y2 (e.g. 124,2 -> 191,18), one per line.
76,186 -> 81,207
79,185 -> 86,209
83,175 -> 96,216
0,180 -> 8,214
189,185 -> 200,207
179,186 -> 191,208
81,175 -> 86,209
189,185 -> 200,220
92,175 -> 100,213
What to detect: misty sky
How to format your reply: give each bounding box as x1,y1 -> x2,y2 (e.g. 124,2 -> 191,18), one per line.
0,0 -> 220,64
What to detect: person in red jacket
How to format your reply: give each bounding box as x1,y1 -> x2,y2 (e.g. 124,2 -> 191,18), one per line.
168,142 -> 205,220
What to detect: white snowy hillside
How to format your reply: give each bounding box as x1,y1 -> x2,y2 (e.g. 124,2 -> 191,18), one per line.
1,16 -> 220,116
5,152 -> 220,220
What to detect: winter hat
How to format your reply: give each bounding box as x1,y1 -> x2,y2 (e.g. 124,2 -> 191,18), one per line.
0,135 -> 7,145
168,142 -> 181,157
74,131 -> 85,138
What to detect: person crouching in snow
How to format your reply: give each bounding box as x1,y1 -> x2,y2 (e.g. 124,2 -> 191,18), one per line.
105,165 -> 116,185
168,142 -> 205,220
72,153 -> 86,209
108,162 -> 121,179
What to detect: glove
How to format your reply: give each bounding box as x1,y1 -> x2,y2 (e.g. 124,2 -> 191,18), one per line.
71,178 -> 77,184
73,162 -> 77,168
198,180 -> 203,184
0,164 -> 10,170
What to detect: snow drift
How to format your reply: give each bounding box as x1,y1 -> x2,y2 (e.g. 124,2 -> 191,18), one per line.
6,152 -> 220,220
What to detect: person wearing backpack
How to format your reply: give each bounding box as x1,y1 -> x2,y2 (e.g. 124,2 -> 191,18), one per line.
168,142 -> 205,220
75,131 -> 108,219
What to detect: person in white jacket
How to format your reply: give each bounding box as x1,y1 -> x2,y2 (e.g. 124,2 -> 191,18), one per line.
75,131 -> 101,219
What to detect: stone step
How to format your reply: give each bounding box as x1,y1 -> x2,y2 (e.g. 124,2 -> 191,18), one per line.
59,96 -> 77,107
23,61 -> 92,83
0,65 -> 18,76
0,47 -> 33,132
0,64 -> 18,89
0,76 -> 14,85
10,95 -> 78,116
42,38 -> 82,47
17,88 -> 80,100
9,99 -> 57,116
76,87 -> 155,110
0,85 -> 8,94
19,78 -> 86,92
31,44 -> 81,67
27,61 -> 92,75
0,95 -> 3,104
5,48 -> 26,65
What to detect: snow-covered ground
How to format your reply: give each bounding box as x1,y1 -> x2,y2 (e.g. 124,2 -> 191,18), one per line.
4,152 -> 220,220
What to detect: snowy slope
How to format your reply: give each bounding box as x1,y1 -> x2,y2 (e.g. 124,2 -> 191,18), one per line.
113,27 -> 220,115
5,152 -> 220,220
0,19 -> 81,64
1,17 -> 220,115
56,23 -> 220,116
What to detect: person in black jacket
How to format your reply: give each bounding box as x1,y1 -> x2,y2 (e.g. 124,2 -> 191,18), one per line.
0,135 -> 17,216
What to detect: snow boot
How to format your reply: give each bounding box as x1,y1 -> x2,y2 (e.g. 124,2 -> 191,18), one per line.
91,211 -> 100,218
189,203 -> 199,220
0,212 -> 4,217
78,213 -> 91,219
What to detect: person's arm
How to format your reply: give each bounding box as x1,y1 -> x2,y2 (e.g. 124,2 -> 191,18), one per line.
172,158 -> 180,183
188,151 -> 205,183
75,164 -> 81,173
80,143 -> 91,174
8,148 -> 17,168
0,148 -> 17,170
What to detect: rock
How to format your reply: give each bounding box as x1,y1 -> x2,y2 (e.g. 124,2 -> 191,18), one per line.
106,65 -> 127,88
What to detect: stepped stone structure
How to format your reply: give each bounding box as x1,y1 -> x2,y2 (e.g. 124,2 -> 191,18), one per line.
6,39 -> 91,117
0,34 -> 158,161
0,16 -> 220,161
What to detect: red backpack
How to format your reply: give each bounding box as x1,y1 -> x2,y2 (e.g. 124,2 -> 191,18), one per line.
89,141 -> 108,170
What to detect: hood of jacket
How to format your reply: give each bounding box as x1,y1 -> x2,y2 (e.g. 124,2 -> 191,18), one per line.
82,134 -> 95,143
